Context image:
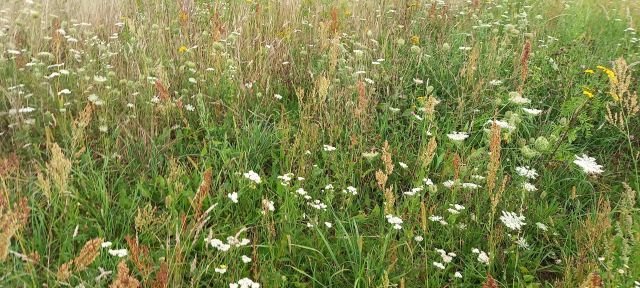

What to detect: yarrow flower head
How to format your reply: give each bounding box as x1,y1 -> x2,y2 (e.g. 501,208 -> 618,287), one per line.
277,173 -> 294,186
208,239 -> 231,252
472,248 -> 490,265
403,186 -> 423,196
342,186 -> 358,195
573,154 -> 604,175
429,215 -> 448,226
243,170 -> 261,184
523,182 -> 537,192
515,166 -> 538,179
435,248 -> 456,263
385,214 -> 403,230
228,192 -> 238,203
107,249 -> 128,257
500,211 -> 526,231
230,277 -> 260,288
323,144 -> 337,152
215,265 -> 227,274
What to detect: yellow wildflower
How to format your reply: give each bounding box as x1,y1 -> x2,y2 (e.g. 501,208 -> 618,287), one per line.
411,35 -> 420,45
178,46 -> 188,53
179,11 -> 189,23
582,87 -> 594,98
584,69 -> 595,74
596,65 -> 618,84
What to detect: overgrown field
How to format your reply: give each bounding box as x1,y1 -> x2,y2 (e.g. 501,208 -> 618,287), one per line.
1,0 -> 639,287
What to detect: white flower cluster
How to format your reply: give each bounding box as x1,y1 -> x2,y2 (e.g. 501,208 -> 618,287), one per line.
206,235 -> 251,252
385,214 -> 403,230
500,211 -> 526,231
342,186 -> 358,195
472,248 -> 490,265
229,278 -> 260,288
515,166 -> 538,179
403,186 -> 423,196
243,170 -> 262,184
433,248 -> 456,270
573,154 -> 604,175
447,131 -> 469,141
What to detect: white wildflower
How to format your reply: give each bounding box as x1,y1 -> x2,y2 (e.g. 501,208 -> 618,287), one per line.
107,249 -> 128,257
403,187 -> 423,196
515,166 -> 538,179
209,239 -> 231,252
523,182 -> 537,192
516,237 -> 530,249
522,107 -> 543,115
500,211 -> 526,231
443,180 -> 455,188
462,182 -> 481,189
323,144 -> 337,152
573,154 -> 604,175
486,119 -> 515,130
447,131 -> 469,141
228,192 -> 238,203
343,186 -> 358,195
215,265 -> 227,274
243,170 -> 262,184
509,92 -> 531,104
535,222 -> 548,231
385,214 -> 403,230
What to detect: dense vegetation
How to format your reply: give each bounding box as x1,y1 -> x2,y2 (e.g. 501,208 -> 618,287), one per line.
0,0 -> 639,287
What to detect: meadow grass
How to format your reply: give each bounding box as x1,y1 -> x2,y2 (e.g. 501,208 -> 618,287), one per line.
0,0 -> 639,287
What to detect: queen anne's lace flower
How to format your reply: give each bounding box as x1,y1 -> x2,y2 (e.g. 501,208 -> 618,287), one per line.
447,131 -> 469,141
500,211 -> 526,231
486,119 -> 515,130
522,107 -> 542,115
573,154 -> 604,175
